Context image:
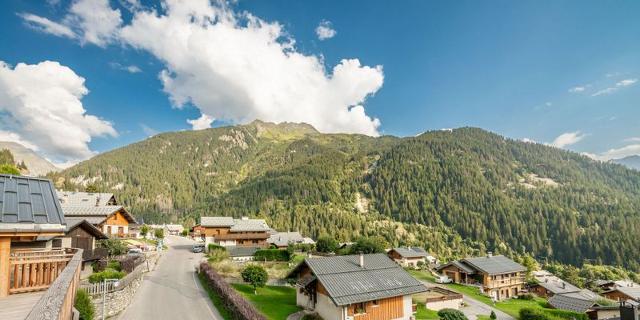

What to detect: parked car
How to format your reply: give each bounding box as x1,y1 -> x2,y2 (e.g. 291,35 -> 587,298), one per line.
436,275 -> 452,284
128,248 -> 143,256
192,244 -> 205,253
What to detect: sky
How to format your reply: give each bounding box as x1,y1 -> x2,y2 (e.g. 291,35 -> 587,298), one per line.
1,0 -> 640,166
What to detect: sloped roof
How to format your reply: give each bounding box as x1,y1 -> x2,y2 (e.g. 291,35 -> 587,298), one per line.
230,219 -> 269,232
57,191 -> 116,206
290,253 -> 427,306
391,247 -> 428,258
462,255 -> 526,275
62,205 -> 136,224
227,246 -> 260,257
535,278 -> 581,295
608,286 -> 640,301
201,216 -> 234,227
548,289 -> 600,312
268,232 -> 304,247
436,260 -> 476,274
64,218 -> 108,239
0,174 -> 66,233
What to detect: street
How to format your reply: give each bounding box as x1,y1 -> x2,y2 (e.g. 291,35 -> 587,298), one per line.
117,235 -> 223,320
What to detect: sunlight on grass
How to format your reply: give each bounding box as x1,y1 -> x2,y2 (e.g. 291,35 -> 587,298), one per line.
232,283 -> 301,320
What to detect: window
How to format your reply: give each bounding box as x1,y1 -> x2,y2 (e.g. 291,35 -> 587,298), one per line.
372,300 -> 379,307
354,302 -> 366,314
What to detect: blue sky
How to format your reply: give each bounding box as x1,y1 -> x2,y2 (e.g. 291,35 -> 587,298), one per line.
1,0 -> 640,164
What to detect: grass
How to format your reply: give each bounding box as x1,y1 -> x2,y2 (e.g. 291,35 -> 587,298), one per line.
197,273 -> 233,320
494,297 -> 548,318
232,283 -> 301,320
414,303 -> 440,320
409,270 -> 437,283
477,315 -> 492,320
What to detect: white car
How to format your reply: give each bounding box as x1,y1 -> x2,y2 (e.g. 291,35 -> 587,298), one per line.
435,275 -> 452,284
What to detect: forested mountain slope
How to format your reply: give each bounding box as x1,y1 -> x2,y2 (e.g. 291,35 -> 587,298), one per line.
51,121 -> 640,271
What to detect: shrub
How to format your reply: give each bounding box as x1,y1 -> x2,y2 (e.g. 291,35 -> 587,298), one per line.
438,308 -> 468,320
208,249 -> 230,262
88,268 -> 126,284
97,239 -> 127,257
315,236 -> 338,253
200,262 -> 266,320
154,228 -> 164,239
254,249 -> 290,261
208,243 -> 226,252
518,293 -> 535,300
106,260 -> 122,271
490,311 -> 497,320
74,288 -> 95,320
301,314 -> 322,320
241,265 -> 268,294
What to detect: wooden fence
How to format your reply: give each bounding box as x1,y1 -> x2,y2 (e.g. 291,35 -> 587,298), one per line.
9,249 -> 75,294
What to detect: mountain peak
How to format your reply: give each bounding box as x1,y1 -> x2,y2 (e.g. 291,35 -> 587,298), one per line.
245,120 -> 319,139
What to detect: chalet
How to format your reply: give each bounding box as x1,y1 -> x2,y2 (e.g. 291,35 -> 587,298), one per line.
268,231 -> 315,249
201,216 -> 270,248
0,174 -> 83,319
437,254 -> 526,300
191,224 -> 206,239
603,286 -> 640,303
388,247 -> 429,268
57,191 -> 118,206
62,205 -> 137,238
288,253 -> 427,320
57,217 -> 108,267
594,280 -> 639,292
548,289 -> 617,319
530,270 -> 581,298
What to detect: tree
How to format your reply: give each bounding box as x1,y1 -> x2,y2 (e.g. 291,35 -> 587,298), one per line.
315,235 -> 338,253
154,228 -> 165,239
140,225 -> 149,238
437,308 -> 468,320
490,311 -> 497,320
85,184 -> 99,193
350,236 -> 388,254
0,164 -> 20,175
98,239 -> 127,257
241,265 -> 268,294
181,230 -> 188,237
286,243 -> 295,258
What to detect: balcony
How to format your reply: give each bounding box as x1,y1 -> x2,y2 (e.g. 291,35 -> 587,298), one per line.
484,276 -> 526,289
0,248 -> 83,320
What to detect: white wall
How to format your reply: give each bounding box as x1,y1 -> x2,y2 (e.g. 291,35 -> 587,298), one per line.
296,287 -> 313,309
425,298 -> 463,311
316,292 -> 343,320
402,294 -> 413,320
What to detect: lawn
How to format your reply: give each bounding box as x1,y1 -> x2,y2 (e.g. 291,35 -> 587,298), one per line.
494,297 -> 548,318
232,283 -> 301,320
414,303 -> 440,320
409,270 -> 437,283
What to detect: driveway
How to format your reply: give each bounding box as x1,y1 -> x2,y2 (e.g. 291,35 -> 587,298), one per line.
419,281 -> 515,320
118,235 -> 223,320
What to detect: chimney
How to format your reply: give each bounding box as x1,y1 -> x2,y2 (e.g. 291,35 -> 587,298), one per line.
562,282 -> 566,289
487,251 -> 493,258
359,253 -> 364,268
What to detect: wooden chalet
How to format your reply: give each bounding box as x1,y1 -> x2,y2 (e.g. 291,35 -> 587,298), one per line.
200,216 -> 270,248
62,205 -> 136,238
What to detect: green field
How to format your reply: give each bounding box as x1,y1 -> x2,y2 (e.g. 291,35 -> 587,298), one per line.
414,303 -> 440,320
232,283 -> 301,320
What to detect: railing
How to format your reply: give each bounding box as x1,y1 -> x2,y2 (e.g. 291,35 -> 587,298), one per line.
485,276 -> 526,289
80,265 -> 144,295
25,248 -> 83,320
9,249 -> 76,294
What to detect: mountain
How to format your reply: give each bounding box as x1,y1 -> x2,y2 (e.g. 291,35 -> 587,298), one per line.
51,121 -> 640,271
0,141 -> 59,176
611,155 -> 640,171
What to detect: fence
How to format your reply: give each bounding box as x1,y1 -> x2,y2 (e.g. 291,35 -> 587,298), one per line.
9,248 -> 76,294
80,264 -> 144,295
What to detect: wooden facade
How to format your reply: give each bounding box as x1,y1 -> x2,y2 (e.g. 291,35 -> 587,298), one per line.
603,290 -> 639,302
347,296 -> 404,320
203,226 -> 269,247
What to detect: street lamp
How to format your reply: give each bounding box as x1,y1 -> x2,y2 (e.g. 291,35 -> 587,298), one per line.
102,278 -> 120,320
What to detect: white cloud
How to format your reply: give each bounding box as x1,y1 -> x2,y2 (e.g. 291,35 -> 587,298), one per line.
20,0 -> 122,47
592,78 -> 637,96
598,144 -> 640,161
0,61 -> 117,163
568,86 -> 586,93
118,0 -> 383,136
550,131 -> 586,148
187,113 -> 215,130
625,137 -> 640,142
315,20 -> 336,40
18,13 -> 76,38
521,138 -> 537,143
109,62 -> 141,73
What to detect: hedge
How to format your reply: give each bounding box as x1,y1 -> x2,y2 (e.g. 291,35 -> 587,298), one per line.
88,268 -> 126,284
199,262 -> 266,320
254,249 -> 290,261
208,243 -> 226,252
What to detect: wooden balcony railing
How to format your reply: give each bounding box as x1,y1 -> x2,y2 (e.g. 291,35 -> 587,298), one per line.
25,248 -> 83,320
9,249 -> 76,294
484,276 -> 526,289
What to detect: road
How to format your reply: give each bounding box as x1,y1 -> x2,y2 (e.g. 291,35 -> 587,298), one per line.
118,235 -> 223,320
419,281 -> 515,320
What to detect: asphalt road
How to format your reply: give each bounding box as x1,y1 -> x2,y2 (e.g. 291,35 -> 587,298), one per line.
117,235 -> 223,320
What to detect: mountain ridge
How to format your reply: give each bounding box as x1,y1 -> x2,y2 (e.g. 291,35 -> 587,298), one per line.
0,141 -> 59,176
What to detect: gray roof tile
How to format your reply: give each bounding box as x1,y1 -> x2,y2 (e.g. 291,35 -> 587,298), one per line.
462,255 -> 526,275
227,246 -> 260,257
0,174 -> 66,230
548,289 -> 599,312
391,247 -> 428,258
200,216 -> 234,227
57,191 -> 116,206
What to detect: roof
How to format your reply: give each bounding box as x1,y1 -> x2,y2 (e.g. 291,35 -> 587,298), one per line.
607,286 -> 640,301
0,174 -> 66,233
548,289 -> 600,313
227,246 -> 260,257
290,253 -> 427,306
57,191 -> 116,206
63,218 -> 108,239
62,205 -> 137,224
462,255 -> 527,275
201,216 -> 234,227
268,232 -> 305,247
436,260 -> 476,274
534,278 -> 581,295
230,219 -> 269,232
390,247 -> 428,258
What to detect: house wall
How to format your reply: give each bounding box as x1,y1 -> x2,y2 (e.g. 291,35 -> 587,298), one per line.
296,286 -> 314,309
530,285 -> 552,298
594,309 -> 621,320
203,227 -> 231,237
101,211 -> 130,237
483,272 -> 524,300
440,265 -> 464,283
347,295 -> 404,320
316,292 -> 343,320
603,290 -> 634,302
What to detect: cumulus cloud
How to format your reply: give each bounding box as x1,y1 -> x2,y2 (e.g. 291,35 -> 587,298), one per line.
0,61 -> 117,163
550,131 -> 586,148
592,78 -> 638,96
18,13 -> 76,38
187,114 -> 215,130
315,20 -> 336,40
119,0 -> 383,135
20,0 -> 122,47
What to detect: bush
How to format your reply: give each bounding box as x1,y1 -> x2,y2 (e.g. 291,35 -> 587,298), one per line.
518,293 -> 535,300
106,260 -> 122,271
88,268 -> 126,284
97,239 -> 127,257
241,265 -> 268,294
208,249 -> 230,262
490,311 -> 497,320
208,243 -> 226,252
200,262 -> 266,320
438,308 -> 468,320
74,288 -> 95,320
254,249 -> 290,261
154,228 -> 164,239
315,236 -> 338,253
